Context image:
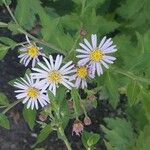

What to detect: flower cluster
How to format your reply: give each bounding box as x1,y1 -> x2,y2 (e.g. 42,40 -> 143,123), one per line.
14,34 -> 117,110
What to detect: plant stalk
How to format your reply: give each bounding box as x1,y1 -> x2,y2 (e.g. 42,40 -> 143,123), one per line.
58,127 -> 72,150
2,99 -> 22,114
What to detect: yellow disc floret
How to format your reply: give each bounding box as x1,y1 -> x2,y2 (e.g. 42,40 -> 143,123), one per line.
77,66 -> 88,79
90,49 -> 103,62
27,87 -> 39,99
27,46 -> 39,58
48,71 -> 62,84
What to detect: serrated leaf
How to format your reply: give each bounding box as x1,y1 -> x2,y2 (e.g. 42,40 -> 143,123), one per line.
15,0 -> 37,30
127,80 -> 141,106
101,117 -> 134,150
23,107 -> 36,130
133,125 -> 150,150
0,113 -> 10,129
105,71 -> 119,108
0,92 -> 9,106
141,91 -> 150,123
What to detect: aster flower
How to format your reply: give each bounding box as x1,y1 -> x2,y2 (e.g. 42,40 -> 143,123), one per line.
72,120 -> 84,136
14,74 -> 49,110
70,64 -> 94,89
18,35 -> 45,68
31,55 -> 75,96
76,34 -> 117,76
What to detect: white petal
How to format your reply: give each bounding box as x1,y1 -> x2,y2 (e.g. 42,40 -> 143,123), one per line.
43,57 -> 51,69
79,43 -> 91,52
22,97 -> 29,104
38,62 -> 50,72
27,100 -> 32,109
26,35 -> 31,45
76,49 -> 90,54
25,57 -> 31,67
16,93 -> 27,99
78,58 -> 89,66
91,34 -> 97,49
103,55 -> 116,61
101,38 -> 112,50
54,55 -> 63,70
84,38 -> 93,50
60,61 -> 73,72
49,55 -> 54,68
99,36 -> 106,48
100,60 -> 109,69
76,54 -> 89,58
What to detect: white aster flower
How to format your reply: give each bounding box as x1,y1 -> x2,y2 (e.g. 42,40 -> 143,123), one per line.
76,34 -> 117,76
18,35 -> 45,68
70,64 -> 94,89
31,55 -> 75,96
14,74 -> 49,110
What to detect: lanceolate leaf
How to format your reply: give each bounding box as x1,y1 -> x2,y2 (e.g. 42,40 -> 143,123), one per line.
35,124 -> 52,145
23,107 -> 37,130
127,80 -> 141,106
105,71 -> 119,108
0,92 -> 9,106
0,113 -> 10,129
0,44 -> 9,60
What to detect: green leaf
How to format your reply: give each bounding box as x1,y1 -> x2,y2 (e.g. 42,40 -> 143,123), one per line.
0,92 -> 9,106
0,113 -> 10,129
0,43 -> 9,60
82,131 -> 100,149
126,80 -> 141,106
133,125 -> 150,150
101,117 -> 135,150
15,0 -> 38,30
142,91 -> 150,123
0,37 -> 16,47
35,124 -> 52,145
87,133 -> 100,147
23,107 -> 37,130
105,71 -> 119,108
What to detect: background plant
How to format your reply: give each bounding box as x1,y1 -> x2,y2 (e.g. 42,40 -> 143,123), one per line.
0,0 -> 150,149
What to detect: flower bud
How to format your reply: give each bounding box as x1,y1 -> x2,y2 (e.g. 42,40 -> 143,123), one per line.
84,116 -> 92,126
72,120 -> 84,136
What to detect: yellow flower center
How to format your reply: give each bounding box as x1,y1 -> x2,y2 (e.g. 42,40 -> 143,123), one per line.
77,66 -> 88,79
27,87 -> 39,99
48,71 -> 62,84
27,46 -> 39,58
90,49 -> 103,62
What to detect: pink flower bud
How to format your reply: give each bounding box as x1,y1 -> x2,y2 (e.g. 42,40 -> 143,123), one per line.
72,120 -> 84,136
84,116 -> 92,126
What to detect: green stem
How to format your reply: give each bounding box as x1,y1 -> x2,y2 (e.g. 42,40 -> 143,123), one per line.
2,99 -> 22,114
17,28 -> 65,55
113,67 -> 150,84
58,127 -> 72,150
3,0 -> 65,55
3,0 -> 19,25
